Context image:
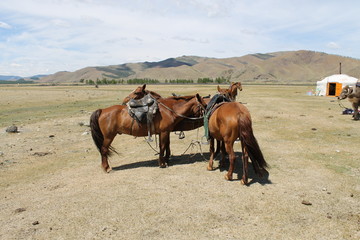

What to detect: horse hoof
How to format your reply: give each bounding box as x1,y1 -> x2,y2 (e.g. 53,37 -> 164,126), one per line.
103,166 -> 112,173
207,166 -> 214,171
159,164 -> 167,168
240,179 -> 248,185
224,174 -> 232,181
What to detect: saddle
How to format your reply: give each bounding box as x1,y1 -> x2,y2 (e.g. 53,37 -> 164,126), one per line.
203,94 -> 231,140
127,94 -> 158,141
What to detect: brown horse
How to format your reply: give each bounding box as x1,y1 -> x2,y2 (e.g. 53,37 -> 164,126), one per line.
121,84 -> 205,158
90,94 -> 205,172
213,82 -> 243,161
338,84 -> 360,120
217,82 -> 243,101
196,95 -> 268,185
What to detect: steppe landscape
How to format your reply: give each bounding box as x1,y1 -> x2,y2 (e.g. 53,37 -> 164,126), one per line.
0,84 -> 359,239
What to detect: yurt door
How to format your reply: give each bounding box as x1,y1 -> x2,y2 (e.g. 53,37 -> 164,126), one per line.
335,83 -> 343,96
327,82 -> 342,96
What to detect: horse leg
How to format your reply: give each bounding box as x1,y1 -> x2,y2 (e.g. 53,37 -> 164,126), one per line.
214,140 -> 221,157
158,132 -> 168,168
240,142 -> 249,185
353,102 -> 359,120
100,134 -> 116,173
224,141 -> 235,181
207,137 -> 215,171
219,141 -> 227,168
164,133 -> 171,163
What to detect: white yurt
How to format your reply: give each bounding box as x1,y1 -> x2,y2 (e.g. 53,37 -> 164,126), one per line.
315,74 -> 358,96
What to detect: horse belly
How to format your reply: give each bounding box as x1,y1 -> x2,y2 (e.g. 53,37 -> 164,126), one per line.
117,112 -> 159,137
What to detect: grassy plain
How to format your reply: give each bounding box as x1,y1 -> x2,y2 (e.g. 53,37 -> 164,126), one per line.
0,84 -> 359,239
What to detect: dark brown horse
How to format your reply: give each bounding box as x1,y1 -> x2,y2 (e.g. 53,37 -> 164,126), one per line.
217,82 -> 243,101
90,94 -> 205,172
197,95 -> 268,185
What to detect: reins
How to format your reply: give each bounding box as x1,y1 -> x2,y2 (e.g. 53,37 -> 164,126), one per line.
157,99 -> 205,120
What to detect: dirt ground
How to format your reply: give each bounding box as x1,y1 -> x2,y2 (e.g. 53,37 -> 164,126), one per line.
0,84 -> 359,240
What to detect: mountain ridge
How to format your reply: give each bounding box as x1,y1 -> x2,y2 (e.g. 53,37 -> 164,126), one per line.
25,50 -> 360,84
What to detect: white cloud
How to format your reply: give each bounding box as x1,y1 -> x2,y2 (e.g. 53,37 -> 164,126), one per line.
0,21 -> 11,29
327,42 -> 340,49
1,0 -> 360,76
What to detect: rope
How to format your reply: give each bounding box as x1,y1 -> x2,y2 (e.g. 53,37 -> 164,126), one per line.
157,101 -> 205,120
144,136 -> 159,155
181,140 -> 208,161
337,99 -> 350,109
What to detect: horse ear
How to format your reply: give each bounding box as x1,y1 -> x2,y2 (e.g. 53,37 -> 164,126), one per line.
217,86 -> 221,92
142,84 -> 147,91
196,93 -> 206,107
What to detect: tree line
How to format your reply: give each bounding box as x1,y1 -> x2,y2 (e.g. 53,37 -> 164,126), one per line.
80,77 -> 228,85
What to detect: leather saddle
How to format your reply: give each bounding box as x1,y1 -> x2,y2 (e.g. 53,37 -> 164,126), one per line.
127,94 -> 158,124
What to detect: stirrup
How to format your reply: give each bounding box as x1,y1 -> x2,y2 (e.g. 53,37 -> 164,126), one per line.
146,131 -> 153,142
201,136 -> 209,145
176,131 -> 185,139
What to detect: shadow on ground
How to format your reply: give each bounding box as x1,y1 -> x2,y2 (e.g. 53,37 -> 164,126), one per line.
112,151 -> 271,185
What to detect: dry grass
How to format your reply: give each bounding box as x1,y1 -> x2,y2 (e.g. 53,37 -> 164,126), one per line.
0,84 -> 359,240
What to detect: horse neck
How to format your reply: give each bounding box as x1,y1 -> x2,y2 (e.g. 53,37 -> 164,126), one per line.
147,90 -> 162,99
229,85 -> 238,100
160,96 -> 199,117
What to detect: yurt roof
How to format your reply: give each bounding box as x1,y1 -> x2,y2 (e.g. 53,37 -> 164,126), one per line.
317,74 -> 358,84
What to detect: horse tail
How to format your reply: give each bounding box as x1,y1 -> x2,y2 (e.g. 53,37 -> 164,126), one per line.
90,109 -> 104,153
90,109 -> 118,156
239,117 -> 268,175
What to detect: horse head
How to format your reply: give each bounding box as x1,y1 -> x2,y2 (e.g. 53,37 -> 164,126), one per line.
217,82 -> 243,101
217,85 -> 231,100
338,85 -> 353,100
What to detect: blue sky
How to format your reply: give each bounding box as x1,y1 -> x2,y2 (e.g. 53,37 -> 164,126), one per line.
1,0 -> 360,77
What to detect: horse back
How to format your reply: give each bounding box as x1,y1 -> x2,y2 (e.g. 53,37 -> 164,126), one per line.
209,102 -> 251,140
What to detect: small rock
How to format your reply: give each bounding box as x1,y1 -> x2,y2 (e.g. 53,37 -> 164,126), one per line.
82,131 -> 89,136
301,200 -> 312,206
6,125 -> 18,133
32,221 -> 39,225
0,151 -> 4,157
350,193 -> 354,197
49,135 -> 55,138
32,152 -> 52,157
311,128 -> 317,131
15,208 -> 26,213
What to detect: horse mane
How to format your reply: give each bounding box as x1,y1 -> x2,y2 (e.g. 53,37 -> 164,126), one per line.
146,90 -> 162,99
166,95 -> 196,101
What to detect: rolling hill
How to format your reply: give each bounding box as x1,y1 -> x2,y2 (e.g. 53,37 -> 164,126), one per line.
37,50 -> 360,84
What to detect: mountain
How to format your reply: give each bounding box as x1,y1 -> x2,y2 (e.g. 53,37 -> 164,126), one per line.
37,50 -> 360,84
0,75 -> 22,81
